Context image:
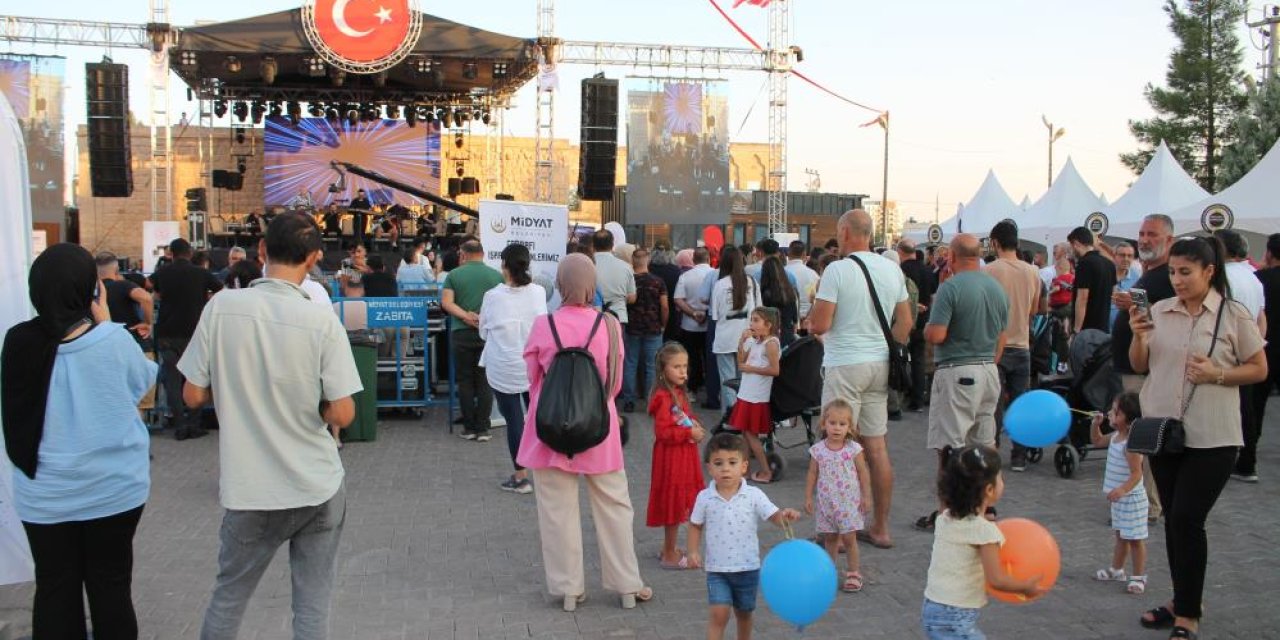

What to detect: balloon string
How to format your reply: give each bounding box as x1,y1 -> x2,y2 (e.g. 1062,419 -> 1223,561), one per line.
1069,408 -> 1101,416
782,519 -> 794,540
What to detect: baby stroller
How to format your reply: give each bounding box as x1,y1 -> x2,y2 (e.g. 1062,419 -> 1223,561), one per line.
715,335 -> 825,481
1031,328 -> 1120,478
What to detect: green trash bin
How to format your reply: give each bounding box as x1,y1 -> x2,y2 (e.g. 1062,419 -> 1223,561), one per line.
343,331 -> 379,442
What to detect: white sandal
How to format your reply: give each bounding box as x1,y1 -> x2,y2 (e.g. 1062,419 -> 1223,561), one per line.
1126,575 -> 1147,594
1094,567 -> 1126,581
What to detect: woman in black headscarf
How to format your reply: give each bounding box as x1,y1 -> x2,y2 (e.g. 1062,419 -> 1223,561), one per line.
2,243 -> 157,639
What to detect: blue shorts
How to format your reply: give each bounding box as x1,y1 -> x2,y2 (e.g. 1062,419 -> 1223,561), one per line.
921,598 -> 985,640
707,570 -> 759,612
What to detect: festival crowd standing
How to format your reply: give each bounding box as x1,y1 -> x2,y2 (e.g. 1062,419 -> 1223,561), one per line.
151,237 -> 222,441
984,222 -> 1043,472
441,240 -> 504,442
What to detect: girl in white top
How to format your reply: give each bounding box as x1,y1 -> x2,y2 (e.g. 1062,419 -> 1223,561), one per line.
1088,392 -> 1148,594
710,247 -> 761,410
478,245 -> 548,494
727,307 -> 780,484
922,445 -> 1044,639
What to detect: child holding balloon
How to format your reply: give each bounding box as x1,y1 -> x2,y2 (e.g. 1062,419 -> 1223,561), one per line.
804,399 -> 872,593
687,432 -> 802,640
1089,392 -> 1148,594
727,306 -> 782,483
646,342 -> 707,569
922,445 -> 1046,640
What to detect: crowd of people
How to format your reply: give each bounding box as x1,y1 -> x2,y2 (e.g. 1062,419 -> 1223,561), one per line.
2,208 -> 1274,639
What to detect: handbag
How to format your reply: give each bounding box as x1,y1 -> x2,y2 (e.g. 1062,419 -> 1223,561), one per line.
1127,300 -> 1225,457
848,254 -> 913,394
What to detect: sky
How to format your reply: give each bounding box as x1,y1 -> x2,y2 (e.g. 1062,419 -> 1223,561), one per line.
4,0 -> 1273,225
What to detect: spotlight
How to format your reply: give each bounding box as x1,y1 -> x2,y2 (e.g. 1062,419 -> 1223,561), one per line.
250,102 -> 265,124
455,161 -> 465,178
462,62 -> 477,80
268,102 -> 283,118
481,110 -> 492,125
442,109 -> 453,128
346,108 -> 359,127
422,108 -> 436,123
385,104 -> 400,119
429,68 -> 445,88
308,103 -> 324,117
304,57 -> 326,77
405,107 -> 417,128
414,57 -> 433,74
492,61 -> 509,78
373,71 -> 387,88
454,132 -> 464,149
325,107 -> 340,123
234,127 -> 245,144
260,56 -> 278,84
224,55 -> 242,73
237,159 -> 247,174
330,69 -> 346,87
288,101 -> 303,120
213,100 -> 227,118
457,108 -> 470,124
232,101 -> 249,122
180,50 -> 198,67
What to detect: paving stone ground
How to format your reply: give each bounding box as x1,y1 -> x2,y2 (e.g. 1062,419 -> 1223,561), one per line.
2,397 -> 1278,639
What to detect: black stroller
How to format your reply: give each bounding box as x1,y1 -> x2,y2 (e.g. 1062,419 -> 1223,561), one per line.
1031,328 -> 1120,478
716,335 -> 825,481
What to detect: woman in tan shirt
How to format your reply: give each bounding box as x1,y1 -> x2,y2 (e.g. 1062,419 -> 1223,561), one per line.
1128,236 -> 1267,639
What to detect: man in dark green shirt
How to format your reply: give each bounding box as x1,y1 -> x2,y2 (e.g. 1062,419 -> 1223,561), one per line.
442,240 -> 504,440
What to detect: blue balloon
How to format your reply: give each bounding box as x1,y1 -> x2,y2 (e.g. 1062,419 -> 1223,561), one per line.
1004,389 -> 1071,448
760,539 -> 837,629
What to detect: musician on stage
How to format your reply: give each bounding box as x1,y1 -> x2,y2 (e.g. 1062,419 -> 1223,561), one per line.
285,190 -> 314,210
243,211 -> 264,235
349,189 -> 373,247
377,203 -> 410,247
321,203 -> 343,237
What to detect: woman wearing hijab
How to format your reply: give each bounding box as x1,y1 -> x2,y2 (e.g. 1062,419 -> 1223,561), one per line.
516,253 -> 653,612
2,243 -> 157,639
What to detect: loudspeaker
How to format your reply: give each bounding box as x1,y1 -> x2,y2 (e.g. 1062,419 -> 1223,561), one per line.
86,62 -> 132,197
461,177 -> 479,194
447,178 -> 462,197
578,76 -> 618,201
212,169 -> 244,191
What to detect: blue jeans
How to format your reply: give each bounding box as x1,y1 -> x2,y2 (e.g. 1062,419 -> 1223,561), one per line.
623,333 -> 663,404
997,347 -> 1031,455
201,484 -> 346,640
921,598 -> 985,640
493,390 -> 529,471
716,353 -> 739,411
707,569 -> 759,612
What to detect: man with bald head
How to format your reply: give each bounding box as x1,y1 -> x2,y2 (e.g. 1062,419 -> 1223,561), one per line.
917,233 -> 1009,529
810,209 -> 913,548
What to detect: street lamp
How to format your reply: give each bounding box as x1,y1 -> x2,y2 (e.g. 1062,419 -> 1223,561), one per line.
1043,115 -> 1065,188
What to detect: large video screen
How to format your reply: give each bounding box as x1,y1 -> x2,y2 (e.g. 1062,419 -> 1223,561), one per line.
0,55 -> 66,228
263,116 -> 440,207
625,80 -> 730,224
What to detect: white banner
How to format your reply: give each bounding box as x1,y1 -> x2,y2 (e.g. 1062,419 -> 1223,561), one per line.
0,92 -> 35,585
478,200 -> 569,286
142,221 -> 182,273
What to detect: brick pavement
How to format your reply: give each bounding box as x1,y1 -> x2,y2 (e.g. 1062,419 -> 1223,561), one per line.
1,402 -> 1278,639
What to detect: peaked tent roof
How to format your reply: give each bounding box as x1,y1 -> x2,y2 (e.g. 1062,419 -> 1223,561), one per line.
1020,195 -> 1033,210
1018,158 -> 1104,247
1161,137 -> 1280,237
902,203 -> 963,244
1105,142 -> 1210,239
957,170 -> 1019,238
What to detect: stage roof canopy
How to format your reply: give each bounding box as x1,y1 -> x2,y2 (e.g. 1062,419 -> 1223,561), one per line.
172,8 -> 538,105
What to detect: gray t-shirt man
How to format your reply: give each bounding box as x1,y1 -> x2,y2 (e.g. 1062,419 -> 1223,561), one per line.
595,251 -> 638,324
926,270 -> 1009,450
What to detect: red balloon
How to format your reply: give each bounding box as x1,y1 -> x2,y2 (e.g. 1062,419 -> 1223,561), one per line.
985,518 -> 1060,604
703,225 -> 725,250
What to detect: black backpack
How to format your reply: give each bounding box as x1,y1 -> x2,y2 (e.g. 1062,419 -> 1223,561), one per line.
535,312 -> 613,457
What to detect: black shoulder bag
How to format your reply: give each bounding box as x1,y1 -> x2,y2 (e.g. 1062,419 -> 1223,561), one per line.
848,254 -> 912,394
1127,301 -> 1225,457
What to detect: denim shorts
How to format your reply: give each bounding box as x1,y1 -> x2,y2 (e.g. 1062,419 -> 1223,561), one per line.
707,570 -> 759,612
921,598 -> 985,640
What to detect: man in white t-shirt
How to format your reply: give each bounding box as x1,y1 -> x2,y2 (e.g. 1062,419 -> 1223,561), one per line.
592,229 -> 637,325
675,247 -> 715,396
179,213 -> 362,639
809,209 -> 912,549
785,241 -> 820,325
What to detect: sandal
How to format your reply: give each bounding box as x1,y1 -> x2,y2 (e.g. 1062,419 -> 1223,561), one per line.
562,593 -> 586,612
620,586 -> 654,609
1095,567 -> 1127,581
751,471 -> 773,484
1127,575 -> 1147,595
914,511 -> 938,532
855,530 -> 894,549
842,571 -> 864,593
1169,626 -> 1199,639
1140,605 -> 1175,629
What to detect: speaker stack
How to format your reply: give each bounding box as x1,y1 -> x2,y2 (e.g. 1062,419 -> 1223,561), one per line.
86,61 -> 133,198
578,75 -> 618,201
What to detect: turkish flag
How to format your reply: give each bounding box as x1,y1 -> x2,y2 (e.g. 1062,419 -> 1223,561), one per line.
312,0 -> 413,64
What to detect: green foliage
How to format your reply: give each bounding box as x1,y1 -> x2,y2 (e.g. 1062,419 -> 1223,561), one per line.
1122,0 -> 1250,190
1218,77 -> 1280,189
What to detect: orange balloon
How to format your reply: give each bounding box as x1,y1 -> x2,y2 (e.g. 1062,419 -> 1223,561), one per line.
985,518 -> 1060,604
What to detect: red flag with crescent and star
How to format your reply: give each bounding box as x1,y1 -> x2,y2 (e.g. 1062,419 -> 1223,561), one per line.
312,0 -> 413,64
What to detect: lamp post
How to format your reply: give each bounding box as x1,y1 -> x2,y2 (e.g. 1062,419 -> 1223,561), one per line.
1042,115 -> 1065,188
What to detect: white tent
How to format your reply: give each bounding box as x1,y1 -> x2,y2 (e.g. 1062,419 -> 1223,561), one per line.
1018,158 -> 1105,248
1104,141 -> 1210,240
1019,195 -> 1033,211
955,170 -> 1019,239
903,203 -> 963,244
1158,138 -> 1280,244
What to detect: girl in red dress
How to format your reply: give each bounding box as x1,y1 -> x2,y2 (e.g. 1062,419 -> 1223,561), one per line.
647,342 -> 707,569
728,306 -> 782,483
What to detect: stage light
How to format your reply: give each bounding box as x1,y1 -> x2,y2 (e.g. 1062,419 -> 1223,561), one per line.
288,101 -> 303,118
414,57 -> 433,74
457,109 -> 470,124
268,102 -> 283,118
308,103 -> 323,117
234,127 -> 246,144
454,133 -> 464,149
455,161 -> 465,178
429,69 -> 445,88
405,107 -> 417,128
331,69 -> 346,87
304,57 -> 326,77
237,159 -> 247,174
260,57 -> 278,85
373,71 -> 387,88
442,109 -> 453,128
224,56 -> 242,74
232,101 -> 249,122
385,104 -> 400,119
346,109 -> 359,126
325,107 -> 339,123
492,62 -> 508,78
481,110 -> 492,125
363,104 -> 380,122
473,109 -> 483,122
422,108 -> 436,123
250,102 -> 265,125
462,62 -> 477,80
213,100 -> 227,118
180,50 -> 198,67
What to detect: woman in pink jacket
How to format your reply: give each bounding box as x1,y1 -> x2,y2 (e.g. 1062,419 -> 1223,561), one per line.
517,253 -> 654,612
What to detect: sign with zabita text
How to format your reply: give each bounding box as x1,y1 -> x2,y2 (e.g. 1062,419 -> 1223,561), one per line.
365,297 -> 428,327
479,200 -> 569,287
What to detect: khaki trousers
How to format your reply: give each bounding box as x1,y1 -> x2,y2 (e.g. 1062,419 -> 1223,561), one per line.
531,468 -> 645,597
1120,373 -> 1163,519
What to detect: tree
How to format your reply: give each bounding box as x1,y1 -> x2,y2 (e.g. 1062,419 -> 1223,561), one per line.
1218,77 -> 1280,188
1122,0 -> 1250,190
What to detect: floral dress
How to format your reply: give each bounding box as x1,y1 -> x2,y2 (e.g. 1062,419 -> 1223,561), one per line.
808,440 -> 865,534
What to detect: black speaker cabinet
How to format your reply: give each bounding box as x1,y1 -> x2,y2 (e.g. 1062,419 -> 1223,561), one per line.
578,76 -> 618,201
86,62 -> 132,197
447,178 -> 462,197
461,177 -> 479,194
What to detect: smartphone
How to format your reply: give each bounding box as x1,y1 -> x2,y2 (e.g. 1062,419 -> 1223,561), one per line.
1130,288 -> 1150,318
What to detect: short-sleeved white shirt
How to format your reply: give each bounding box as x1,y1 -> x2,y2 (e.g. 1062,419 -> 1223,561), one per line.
924,510 -> 1005,608
594,252 -> 637,323
300,277 -> 333,310
178,278 -> 363,510
690,480 -> 780,572
674,264 -> 715,332
1226,261 -> 1265,321
478,283 -> 548,394
814,252 -> 909,367
785,259 -> 821,318
710,276 -> 761,354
